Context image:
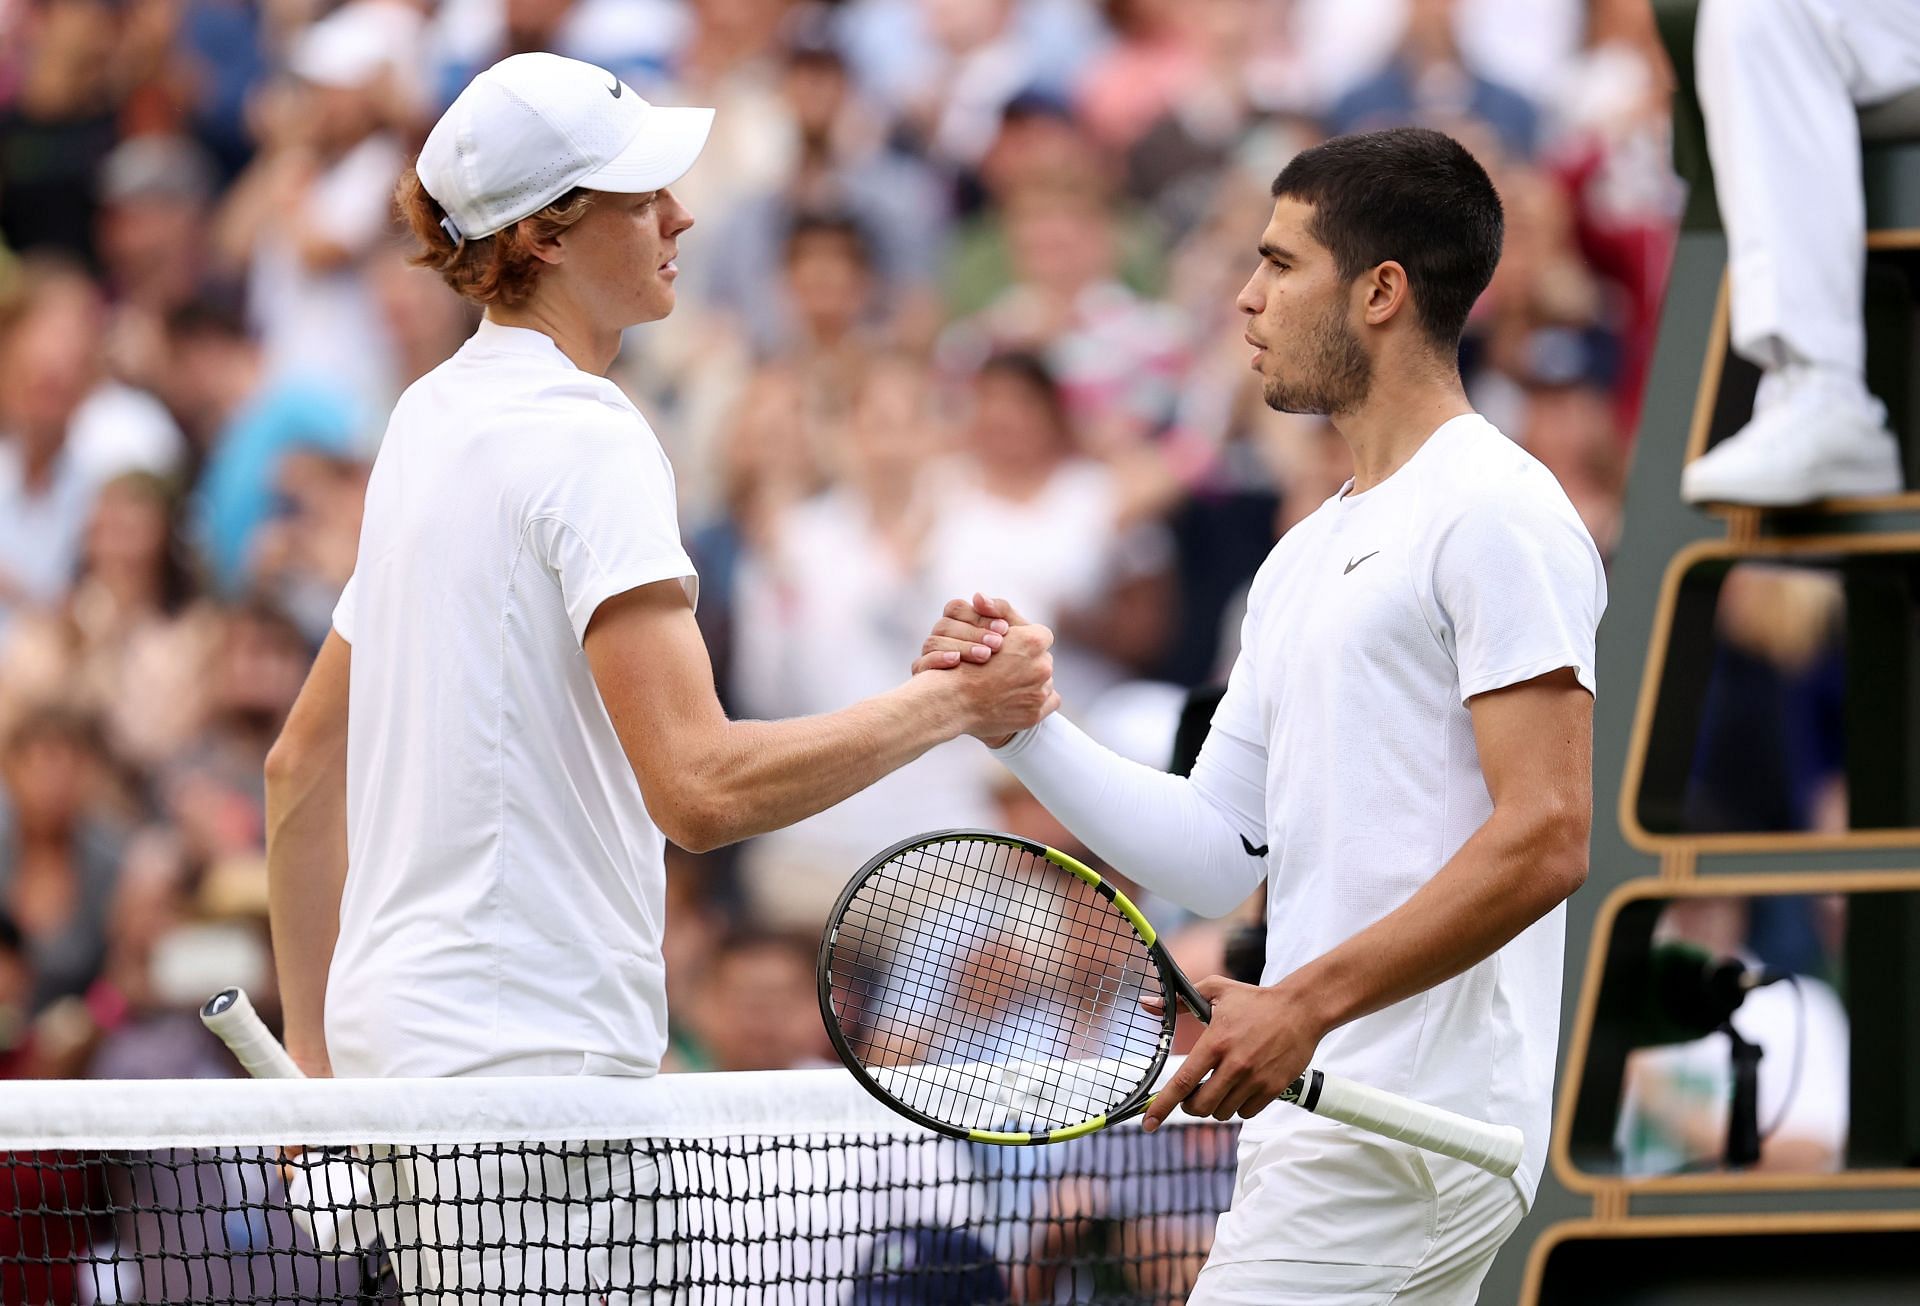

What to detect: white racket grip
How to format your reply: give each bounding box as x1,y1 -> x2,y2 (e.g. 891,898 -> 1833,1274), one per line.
1303,1070 -> 1523,1179
200,989 -> 304,1079
200,989 -> 374,1256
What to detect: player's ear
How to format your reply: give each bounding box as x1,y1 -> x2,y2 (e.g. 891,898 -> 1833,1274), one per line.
516,217 -> 568,268
1360,260 -> 1411,327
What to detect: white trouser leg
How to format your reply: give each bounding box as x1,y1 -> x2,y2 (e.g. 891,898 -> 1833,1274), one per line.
1696,0 -> 1920,376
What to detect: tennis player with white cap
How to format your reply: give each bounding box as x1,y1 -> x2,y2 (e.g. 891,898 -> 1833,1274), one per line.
261,52 -> 1056,1299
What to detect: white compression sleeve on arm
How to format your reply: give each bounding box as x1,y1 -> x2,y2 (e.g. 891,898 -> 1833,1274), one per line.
993,712 -> 1269,918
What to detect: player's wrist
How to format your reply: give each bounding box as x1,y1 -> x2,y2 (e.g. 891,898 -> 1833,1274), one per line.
1269,971 -> 1343,1043
283,1028 -> 332,1078
899,669 -> 970,742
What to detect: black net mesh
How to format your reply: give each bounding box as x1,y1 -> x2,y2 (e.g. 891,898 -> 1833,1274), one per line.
0,1121 -> 1238,1303
825,836 -> 1169,1134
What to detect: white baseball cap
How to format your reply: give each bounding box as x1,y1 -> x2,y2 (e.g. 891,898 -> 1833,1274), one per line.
417,52 -> 714,242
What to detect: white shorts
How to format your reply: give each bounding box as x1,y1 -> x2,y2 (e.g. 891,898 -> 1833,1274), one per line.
1191,1119 -> 1527,1306
367,1141 -> 667,1303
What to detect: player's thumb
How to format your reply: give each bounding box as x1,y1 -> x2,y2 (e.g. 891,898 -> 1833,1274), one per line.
974,592 -> 1031,626
1194,974 -> 1235,1000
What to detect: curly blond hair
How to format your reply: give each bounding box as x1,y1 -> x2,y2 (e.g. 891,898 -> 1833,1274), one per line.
395,167 -> 598,307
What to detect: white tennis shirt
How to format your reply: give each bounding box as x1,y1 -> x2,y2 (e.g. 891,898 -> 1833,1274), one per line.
1209,412 -> 1602,1231
325,318 -> 696,1079
998,412 -> 1606,1268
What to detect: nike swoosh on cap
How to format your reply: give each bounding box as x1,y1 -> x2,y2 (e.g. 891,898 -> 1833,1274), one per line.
607,78 -> 622,98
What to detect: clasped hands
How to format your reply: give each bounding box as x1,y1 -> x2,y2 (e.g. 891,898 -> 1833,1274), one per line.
911,592 -> 1325,1127
911,592 -> 1059,744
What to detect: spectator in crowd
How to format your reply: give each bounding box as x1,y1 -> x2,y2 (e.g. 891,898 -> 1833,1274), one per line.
251,450 -> 371,645
0,0 -> 160,264
926,351 -> 1173,710
214,2 -> 409,425
161,602 -> 309,874
1681,0 -> 1914,505
947,91 -> 1186,349
368,247 -> 481,397
771,214 -> 887,407
0,708 -> 125,1014
160,300 -> 357,598
1328,0 -> 1541,160
1120,0 -> 1309,233
0,261 -> 185,632
1520,382 -> 1629,557
651,0 -> 798,226
1541,0 -> 1682,434
684,930 -> 836,1072
93,135 -> 224,394
84,828 -> 249,1081
702,16 -> 949,353
0,472 -> 212,772
1076,0 -> 1204,154
942,178 -> 1189,449
731,355 -> 998,922
425,0 -> 684,111
866,0 -> 1049,170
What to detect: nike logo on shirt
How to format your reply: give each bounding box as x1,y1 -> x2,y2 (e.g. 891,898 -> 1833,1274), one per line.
1241,835 -> 1268,857
1344,551 -> 1380,575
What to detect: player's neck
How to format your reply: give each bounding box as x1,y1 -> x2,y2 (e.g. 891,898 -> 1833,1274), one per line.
484,304 -> 621,376
1331,371 -> 1474,495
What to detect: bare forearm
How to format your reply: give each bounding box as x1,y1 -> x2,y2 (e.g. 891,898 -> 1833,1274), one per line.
1282,809 -> 1586,1037
265,751 -> 348,1075
673,676 -> 961,851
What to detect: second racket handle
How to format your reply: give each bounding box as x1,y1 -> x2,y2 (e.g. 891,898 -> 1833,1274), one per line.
201,988 -> 305,1080
1300,1069 -> 1524,1179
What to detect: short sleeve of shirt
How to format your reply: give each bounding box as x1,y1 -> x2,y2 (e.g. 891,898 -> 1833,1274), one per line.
332,573 -> 357,643
1209,618 -> 1265,749
1427,480 -> 1606,704
526,412 -> 698,646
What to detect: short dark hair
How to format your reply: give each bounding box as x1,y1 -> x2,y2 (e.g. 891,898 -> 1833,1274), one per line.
782,210 -> 873,269
711,928 -> 817,972
165,297 -> 251,345
1270,128 -> 1503,350
977,349 -> 1070,433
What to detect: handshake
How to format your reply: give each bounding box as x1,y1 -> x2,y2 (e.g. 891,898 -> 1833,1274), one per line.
911,593 -> 1060,747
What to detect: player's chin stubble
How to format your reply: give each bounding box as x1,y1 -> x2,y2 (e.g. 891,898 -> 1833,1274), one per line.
1261,306 -> 1372,417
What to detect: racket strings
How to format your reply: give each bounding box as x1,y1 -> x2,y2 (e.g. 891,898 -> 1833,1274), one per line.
827,838 -> 1167,1132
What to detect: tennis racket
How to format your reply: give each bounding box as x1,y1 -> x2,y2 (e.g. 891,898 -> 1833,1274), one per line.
817,830 -> 1524,1178
200,988 -> 381,1256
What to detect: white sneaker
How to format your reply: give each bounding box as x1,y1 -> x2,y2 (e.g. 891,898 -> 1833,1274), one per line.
1681,369 -> 1904,506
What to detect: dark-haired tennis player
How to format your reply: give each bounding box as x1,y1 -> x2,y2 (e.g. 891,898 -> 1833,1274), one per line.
921,128 -> 1606,1304
262,52 -> 1056,1299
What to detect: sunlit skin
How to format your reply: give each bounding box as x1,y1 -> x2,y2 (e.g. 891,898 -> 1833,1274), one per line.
490,187 -> 695,375
1235,199 -> 1373,419
1234,196 -> 1475,494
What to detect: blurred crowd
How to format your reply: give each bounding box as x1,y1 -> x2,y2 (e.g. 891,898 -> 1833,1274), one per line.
0,0 -> 1682,1087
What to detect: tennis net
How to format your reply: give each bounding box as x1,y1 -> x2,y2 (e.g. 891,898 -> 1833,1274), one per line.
0,1065 -> 1237,1303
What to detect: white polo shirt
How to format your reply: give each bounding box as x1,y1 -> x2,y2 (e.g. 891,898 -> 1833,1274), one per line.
325,318 -> 696,1079
1205,412 -> 1604,1267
